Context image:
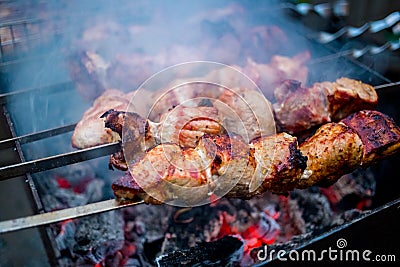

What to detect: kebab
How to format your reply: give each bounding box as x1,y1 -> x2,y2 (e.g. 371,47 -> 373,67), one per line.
111,110 -> 400,205
87,75 -> 376,170
71,77 -> 377,149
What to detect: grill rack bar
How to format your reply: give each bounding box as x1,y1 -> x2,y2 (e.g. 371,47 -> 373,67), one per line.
0,123 -> 76,149
0,81 -> 74,105
1,100 -> 60,262
0,199 -> 144,234
0,142 -> 121,181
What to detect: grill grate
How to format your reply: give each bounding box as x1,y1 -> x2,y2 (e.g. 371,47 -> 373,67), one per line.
0,18 -> 41,62
0,1 -> 399,266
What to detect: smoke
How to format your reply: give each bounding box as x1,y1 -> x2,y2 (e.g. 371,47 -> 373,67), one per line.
2,0 -> 315,201
3,0 -> 307,140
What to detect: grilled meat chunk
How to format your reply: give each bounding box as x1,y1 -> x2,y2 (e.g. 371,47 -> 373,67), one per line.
341,110 -> 400,165
102,106 -> 223,149
273,78 -> 378,134
102,106 -> 223,171
249,133 -> 307,195
71,89 -> 134,149
101,109 -> 156,164
216,87 -> 276,141
158,105 -> 222,147
325,78 -> 378,120
243,52 -> 310,97
111,110 -> 400,204
116,140 -> 215,206
273,80 -> 330,134
297,123 -> 363,188
71,88 -> 153,149
113,133 -> 306,204
112,172 -> 162,204
227,133 -> 307,198
109,150 -> 127,171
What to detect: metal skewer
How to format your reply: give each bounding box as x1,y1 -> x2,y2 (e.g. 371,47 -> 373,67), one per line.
283,1 -> 349,18
317,11 -> 400,44
0,199 -> 144,234
0,142 -> 121,181
0,123 -> 77,149
0,81 -> 74,104
374,81 -> 400,90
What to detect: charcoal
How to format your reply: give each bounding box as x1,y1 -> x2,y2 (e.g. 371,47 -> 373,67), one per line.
55,220 -> 76,257
331,209 -> 367,227
155,235 -> 244,267
329,168 -> 376,210
83,179 -> 105,203
73,211 -> 124,265
123,204 -> 173,255
36,172 -> 105,211
143,237 -> 165,263
288,189 -> 333,233
161,205 -> 221,251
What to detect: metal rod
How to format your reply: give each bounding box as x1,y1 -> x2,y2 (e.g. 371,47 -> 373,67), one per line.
0,81 -> 74,104
317,11 -> 400,43
0,142 -> 121,180
0,199 -> 144,234
374,81 -> 400,90
0,123 -> 77,149
1,104 -> 60,261
0,18 -> 42,28
1,105 -> 44,211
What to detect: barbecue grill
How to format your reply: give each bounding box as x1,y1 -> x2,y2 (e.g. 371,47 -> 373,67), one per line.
1,1 -> 399,266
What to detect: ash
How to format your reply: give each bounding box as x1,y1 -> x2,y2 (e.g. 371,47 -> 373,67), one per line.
74,211 -> 125,265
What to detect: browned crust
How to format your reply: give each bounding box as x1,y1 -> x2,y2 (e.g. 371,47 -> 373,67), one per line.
251,133 -> 307,195
109,150 -> 127,171
103,109 -> 155,162
273,78 -> 378,134
328,78 -> 378,120
341,110 -> 400,165
273,80 -> 330,134
71,89 -> 135,149
112,173 -> 162,204
101,109 -> 125,136
113,133 -> 307,202
298,123 -> 363,188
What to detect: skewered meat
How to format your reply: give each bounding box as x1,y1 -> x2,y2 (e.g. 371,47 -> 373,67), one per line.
243,51 -> 310,97
273,78 -> 378,134
71,89 -> 134,149
72,76 -> 377,149
102,105 -> 224,171
71,48 -> 310,102
69,51 -> 109,100
111,110 -> 400,204
71,88 -> 153,149
298,110 -> 400,188
112,132 -> 307,205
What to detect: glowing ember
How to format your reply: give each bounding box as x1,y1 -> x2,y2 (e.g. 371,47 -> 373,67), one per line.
55,176 -> 71,189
